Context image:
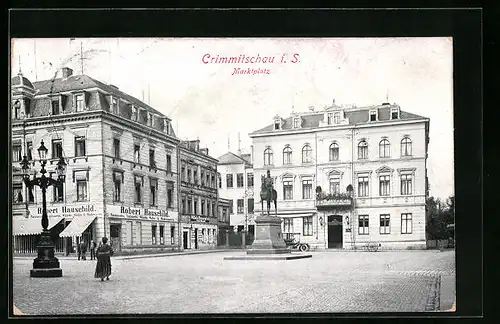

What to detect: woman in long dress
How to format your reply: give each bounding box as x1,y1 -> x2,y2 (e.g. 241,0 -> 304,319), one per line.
94,237 -> 114,281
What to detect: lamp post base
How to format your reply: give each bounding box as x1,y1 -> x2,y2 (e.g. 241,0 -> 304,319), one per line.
30,230 -> 63,278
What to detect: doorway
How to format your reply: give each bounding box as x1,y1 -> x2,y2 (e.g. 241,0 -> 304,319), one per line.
194,228 -> 198,249
183,231 -> 188,249
327,215 -> 343,248
110,224 -> 122,251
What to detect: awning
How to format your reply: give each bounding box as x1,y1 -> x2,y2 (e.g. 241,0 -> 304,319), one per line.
13,217 -> 64,236
59,215 -> 97,237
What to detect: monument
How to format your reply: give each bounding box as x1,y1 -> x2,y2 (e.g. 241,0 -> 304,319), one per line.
224,170 -> 312,260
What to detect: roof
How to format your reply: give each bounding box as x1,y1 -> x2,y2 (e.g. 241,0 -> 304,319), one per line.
31,74 -> 164,117
217,152 -> 249,165
12,73 -> 34,88
250,104 -> 428,135
240,153 -> 252,164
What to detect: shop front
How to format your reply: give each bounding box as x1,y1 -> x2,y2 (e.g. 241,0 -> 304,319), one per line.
183,215 -> 218,250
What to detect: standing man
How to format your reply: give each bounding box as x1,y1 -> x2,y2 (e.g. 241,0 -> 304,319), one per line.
80,239 -> 87,260
77,240 -> 81,260
90,240 -> 97,260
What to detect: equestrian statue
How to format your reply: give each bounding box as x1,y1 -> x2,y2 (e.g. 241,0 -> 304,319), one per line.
260,170 -> 278,216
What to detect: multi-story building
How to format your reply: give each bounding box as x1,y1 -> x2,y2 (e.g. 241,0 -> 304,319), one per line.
217,197 -> 232,246
11,68 -> 180,254
217,152 -> 255,236
249,101 -> 430,250
179,140 -> 219,250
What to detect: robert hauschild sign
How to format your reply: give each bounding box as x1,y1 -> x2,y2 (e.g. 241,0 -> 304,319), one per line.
28,204 -> 101,218
107,205 -> 176,222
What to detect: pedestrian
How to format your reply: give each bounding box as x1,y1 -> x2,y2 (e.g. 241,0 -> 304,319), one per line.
94,237 -> 114,282
90,240 -> 97,260
80,240 -> 87,260
77,241 -> 81,261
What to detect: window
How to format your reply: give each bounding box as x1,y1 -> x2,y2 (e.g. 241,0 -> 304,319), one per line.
111,98 -> 118,114
149,149 -> 155,168
76,179 -> 88,201
329,142 -> 339,161
247,198 -> 254,214
264,148 -> 273,166
134,145 -> 140,164
206,200 -> 211,216
358,175 -> 369,197
226,174 -> 233,188
401,174 -> 413,195
26,142 -> 33,161
302,179 -> 313,199
369,110 -> 377,121
51,99 -> 60,115
52,140 -> 63,159
171,226 -> 175,244
152,225 -> 157,245
293,117 -> 301,128
218,174 -> 222,188
75,94 -> 84,112
283,218 -> 293,233
201,170 -> 205,186
327,113 -> 333,125
274,121 -> 280,130
358,141 -> 368,160
247,173 -> 254,187
182,197 -> 186,214
358,215 -> 369,235
379,175 -> 390,196
13,184 -> 23,203
201,200 -> 205,215
401,137 -> 412,156
391,108 -> 399,119
166,154 -> 172,172
283,179 -> 293,200
401,213 -> 412,234
237,199 -> 244,214
181,165 -> 186,182
211,175 -> 215,188
229,201 -> 233,214
212,202 -> 216,218
334,112 -> 340,124
329,178 -> 340,194
134,175 -> 143,204
167,186 -> 173,208
136,221 -> 142,245
113,139 -> 120,159
150,178 -> 157,206
302,144 -> 312,163
379,139 -> 390,158
237,173 -> 244,188
194,198 -> 198,214
187,168 -> 192,183
113,171 -> 123,202
75,136 -> 86,157
283,146 -> 292,164
303,216 -> 313,236
193,169 -> 198,184
147,112 -> 152,126
380,214 -> 390,234
132,106 -> 138,121
13,145 -> 22,162
159,225 -> 164,245
14,100 -> 22,119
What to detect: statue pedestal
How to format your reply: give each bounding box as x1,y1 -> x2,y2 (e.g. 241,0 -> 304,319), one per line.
246,215 -> 289,255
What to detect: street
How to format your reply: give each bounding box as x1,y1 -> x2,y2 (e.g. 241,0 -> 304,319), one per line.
13,250 -> 455,314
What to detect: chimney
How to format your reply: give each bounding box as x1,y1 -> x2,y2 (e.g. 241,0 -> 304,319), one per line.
60,67 -> 73,78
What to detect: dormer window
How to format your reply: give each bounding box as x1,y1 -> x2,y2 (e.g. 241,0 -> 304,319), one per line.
147,112 -> 153,126
391,107 -> 400,120
151,114 -> 156,127
369,109 -> 378,122
327,113 -> 333,125
334,112 -> 340,124
51,98 -> 60,115
293,117 -> 301,128
132,106 -> 138,121
13,100 -> 22,119
75,94 -> 85,112
274,121 -> 280,130
111,97 -> 119,114
164,119 -> 170,134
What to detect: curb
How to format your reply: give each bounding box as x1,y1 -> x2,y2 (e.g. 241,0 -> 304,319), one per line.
119,249 -> 237,260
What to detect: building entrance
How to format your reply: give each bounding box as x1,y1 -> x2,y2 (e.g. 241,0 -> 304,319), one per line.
110,224 -> 121,251
327,215 -> 343,249
183,231 -> 188,249
194,228 -> 198,249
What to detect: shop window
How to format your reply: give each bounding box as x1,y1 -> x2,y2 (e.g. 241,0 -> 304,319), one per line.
303,216 -> 313,236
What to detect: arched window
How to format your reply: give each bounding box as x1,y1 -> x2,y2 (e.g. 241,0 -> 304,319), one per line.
329,142 -> 339,161
401,137 -> 412,156
283,146 -> 292,164
358,140 -> 368,160
379,139 -> 390,158
302,144 -> 312,163
264,148 -> 273,166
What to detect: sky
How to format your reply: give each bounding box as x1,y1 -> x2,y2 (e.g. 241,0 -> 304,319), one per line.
11,37 -> 454,200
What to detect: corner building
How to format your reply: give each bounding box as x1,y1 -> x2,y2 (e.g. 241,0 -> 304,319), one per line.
11,68 -> 180,254
249,102 -> 430,250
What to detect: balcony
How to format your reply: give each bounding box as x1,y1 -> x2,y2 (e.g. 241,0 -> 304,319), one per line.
315,192 -> 353,211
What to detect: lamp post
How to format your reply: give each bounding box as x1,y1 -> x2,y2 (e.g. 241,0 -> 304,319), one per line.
20,140 -> 67,278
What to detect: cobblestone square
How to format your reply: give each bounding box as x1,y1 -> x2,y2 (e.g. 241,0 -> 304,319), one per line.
13,250 -> 455,315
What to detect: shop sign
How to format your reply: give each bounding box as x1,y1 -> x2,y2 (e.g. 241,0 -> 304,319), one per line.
107,205 -> 175,222
28,204 -> 100,218
190,215 -> 215,223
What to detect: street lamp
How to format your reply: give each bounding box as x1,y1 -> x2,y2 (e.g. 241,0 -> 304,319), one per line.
20,140 -> 67,278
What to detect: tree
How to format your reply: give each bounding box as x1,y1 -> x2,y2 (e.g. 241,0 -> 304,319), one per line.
426,196 -> 447,240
